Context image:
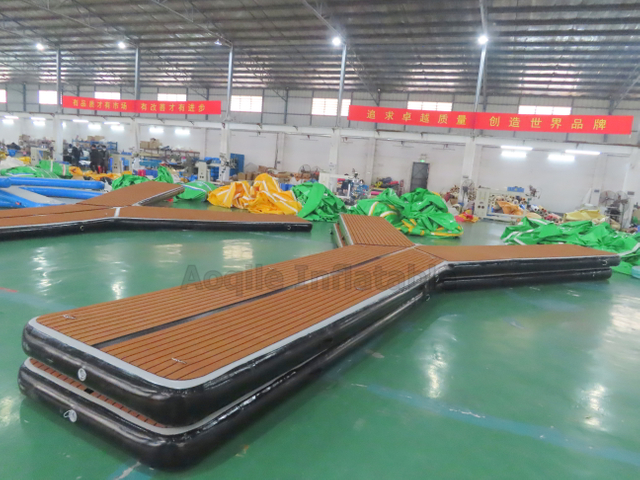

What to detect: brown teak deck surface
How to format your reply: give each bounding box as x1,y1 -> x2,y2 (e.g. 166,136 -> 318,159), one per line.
39,245 -> 404,345
78,182 -> 184,207
340,214 -> 414,247
100,248 -> 440,380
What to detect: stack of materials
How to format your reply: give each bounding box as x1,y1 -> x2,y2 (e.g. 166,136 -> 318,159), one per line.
17,214 -> 618,469
502,217 -> 640,275
351,188 -> 463,237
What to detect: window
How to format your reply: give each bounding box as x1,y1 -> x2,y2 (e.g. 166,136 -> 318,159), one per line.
518,105 -> 572,115
0,89 -> 6,103
407,101 -> 452,112
38,90 -> 58,105
311,97 -> 351,116
95,91 -> 121,100
158,93 -> 187,102
230,95 -> 263,113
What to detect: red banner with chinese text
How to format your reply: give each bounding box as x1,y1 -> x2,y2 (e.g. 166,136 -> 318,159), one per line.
62,96 -> 222,115
348,105 -> 473,129
62,96 -> 136,113
348,105 -> 633,135
474,112 -> 632,135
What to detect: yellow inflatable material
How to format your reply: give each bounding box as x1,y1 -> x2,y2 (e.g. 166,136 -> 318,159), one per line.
207,173 -> 302,215
70,166 -> 131,181
563,209 -> 605,222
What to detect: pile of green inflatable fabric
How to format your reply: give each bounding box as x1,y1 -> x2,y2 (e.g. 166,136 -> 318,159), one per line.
351,188 -> 463,237
111,167 -> 215,202
37,160 -> 72,178
292,182 -> 347,222
111,166 -> 173,191
502,217 -> 640,275
176,181 -> 217,201
0,165 -> 58,179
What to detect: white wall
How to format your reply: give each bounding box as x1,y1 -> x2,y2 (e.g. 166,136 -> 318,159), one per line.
476,146 -> 633,213
374,141 -> 464,194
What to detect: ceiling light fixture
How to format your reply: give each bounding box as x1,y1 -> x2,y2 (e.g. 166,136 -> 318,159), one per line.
88,123 -> 101,131
31,116 -> 46,121
111,125 -> 125,132
214,39 -> 222,46
548,153 -> 575,162
149,126 -> 164,134
175,127 -> 190,136
500,145 -> 532,151
73,119 -> 88,123
332,36 -> 342,46
104,121 -> 120,125
565,149 -> 600,156
118,41 -> 126,49
32,120 -> 46,127
501,150 -> 527,159
478,35 -> 489,45
2,119 -> 14,125
36,43 -> 45,51
4,115 -> 19,119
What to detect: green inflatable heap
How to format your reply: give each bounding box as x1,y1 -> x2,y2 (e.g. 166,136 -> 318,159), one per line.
502,217 -> 640,275
292,182 -> 347,222
0,165 -> 59,179
351,188 -> 463,237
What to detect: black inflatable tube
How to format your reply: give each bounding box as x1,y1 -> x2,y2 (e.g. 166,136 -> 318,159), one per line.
0,216 -> 311,241
437,268 -> 612,291
23,282 -> 429,426
19,293 -> 425,470
441,255 -> 618,277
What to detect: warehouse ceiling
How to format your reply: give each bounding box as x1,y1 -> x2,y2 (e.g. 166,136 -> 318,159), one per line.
2,0 -> 640,100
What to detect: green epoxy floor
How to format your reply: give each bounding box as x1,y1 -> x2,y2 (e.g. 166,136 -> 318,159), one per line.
1,211 -> 639,479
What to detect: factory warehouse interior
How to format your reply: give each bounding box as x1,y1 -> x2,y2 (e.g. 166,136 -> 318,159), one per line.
3,0 -> 640,478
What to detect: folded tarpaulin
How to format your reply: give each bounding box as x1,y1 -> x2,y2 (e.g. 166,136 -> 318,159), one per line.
111,167 -> 175,190
208,173 -> 301,215
0,165 -> 58,179
176,181 -> 217,201
351,188 -> 463,237
502,217 -> 640,275
292,182 -> 347,222
37,160 -> 72,179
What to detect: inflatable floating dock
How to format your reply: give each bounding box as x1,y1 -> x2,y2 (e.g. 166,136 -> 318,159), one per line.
18,212 -> 618,469
0,182 -> 311,239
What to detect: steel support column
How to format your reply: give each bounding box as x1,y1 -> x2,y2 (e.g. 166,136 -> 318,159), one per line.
473,45 -> 487,113
225,46 -> 235,121
336,42 -> 347,127
55,46 -> 62,113
134,45 -> 141,101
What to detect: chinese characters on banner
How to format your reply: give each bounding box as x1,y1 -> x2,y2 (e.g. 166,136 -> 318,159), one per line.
474,112 -> 632,135
347,105 -> 634,135
61,96 -> 222,115
348,105 -> 472,129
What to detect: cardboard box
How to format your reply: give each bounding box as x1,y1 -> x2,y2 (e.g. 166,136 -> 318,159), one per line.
140,141 -> 150,149
149,139 -> 161,149
258,165 -> 270,173
237,172 -> 246,180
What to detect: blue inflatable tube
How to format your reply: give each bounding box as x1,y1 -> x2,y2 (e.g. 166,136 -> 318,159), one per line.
19,187 -> 102,200
0,178 -> 10,189
7,177 -> 104,190
0,190 -> 50,208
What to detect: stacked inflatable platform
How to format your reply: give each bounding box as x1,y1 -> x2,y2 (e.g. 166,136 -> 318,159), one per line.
18,213 -> 619,469
0,182 -> 311,240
